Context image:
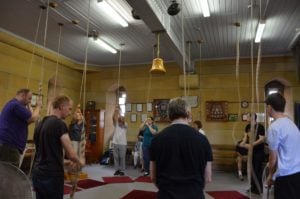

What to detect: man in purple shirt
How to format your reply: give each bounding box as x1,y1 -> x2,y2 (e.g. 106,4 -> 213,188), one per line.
0,88 -> 41,167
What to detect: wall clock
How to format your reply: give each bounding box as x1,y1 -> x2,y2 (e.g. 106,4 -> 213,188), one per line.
241,100 -> 249,108
153,99 -> 170,122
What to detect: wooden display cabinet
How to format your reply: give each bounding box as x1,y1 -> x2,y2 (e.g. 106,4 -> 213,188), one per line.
85,109 -> 105,164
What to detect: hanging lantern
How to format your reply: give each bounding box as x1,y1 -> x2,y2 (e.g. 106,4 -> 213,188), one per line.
150,33 -> 166,74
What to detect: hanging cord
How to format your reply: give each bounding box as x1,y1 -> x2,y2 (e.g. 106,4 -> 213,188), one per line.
181,0 -> 186,97
198,41 -> 202,118
232,22 -> 241,144
39,0 -> 50,97
79,8 -> 91,108
247,0 -> 263,196
256,43 -> 262,114
26,6 -> 44,88
116,44 -> 123,100
146,45 -> 156,104
70,1 -> 91,199
53,23 -> 63,97
157,33 -> 160,58
187,41 -> 191,96
251,0 -> 264,194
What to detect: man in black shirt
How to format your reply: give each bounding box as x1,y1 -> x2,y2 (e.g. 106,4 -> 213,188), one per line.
32,95 -> 85,199
239,115 -> 265,195
150,97 -> 212,199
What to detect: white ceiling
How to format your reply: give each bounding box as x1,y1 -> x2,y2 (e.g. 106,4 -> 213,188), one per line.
0,0 -> 300,69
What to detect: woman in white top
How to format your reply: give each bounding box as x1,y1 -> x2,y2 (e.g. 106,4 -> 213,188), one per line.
193,120 -> 206,136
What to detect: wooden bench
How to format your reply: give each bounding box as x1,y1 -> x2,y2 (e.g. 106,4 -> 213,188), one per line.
211,144 -> 236,172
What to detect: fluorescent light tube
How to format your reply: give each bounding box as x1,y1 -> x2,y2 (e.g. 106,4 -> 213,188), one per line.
92,38 -> 117,54
255,21 -> 265,43
97,0 -> 128,27
200,0 -> 210,17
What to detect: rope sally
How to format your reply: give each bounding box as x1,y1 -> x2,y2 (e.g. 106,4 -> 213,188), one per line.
69,0 -> 91,198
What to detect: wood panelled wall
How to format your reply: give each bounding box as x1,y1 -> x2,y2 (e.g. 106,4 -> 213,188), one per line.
1,31 -> 300,151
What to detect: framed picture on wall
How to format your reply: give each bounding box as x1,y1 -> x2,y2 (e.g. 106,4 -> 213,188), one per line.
153,99 -> 169,122
205,101 -> 228,122
136,104 -> 143,112
141,114 -> 148,122
228,113 -> 238,122
125,104 -> 132,112
242,113 -> 250,121
147,103 -> 152,112
130,114 -> 137,122
256,113 -> 265,122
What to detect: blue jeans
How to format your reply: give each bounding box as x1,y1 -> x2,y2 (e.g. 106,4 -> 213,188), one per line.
32,174 -> 64,199
142,145 -> 150,173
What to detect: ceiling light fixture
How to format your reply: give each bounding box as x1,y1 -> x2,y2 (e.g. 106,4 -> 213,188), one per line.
199,0 -> 210,17
89,30 -> 117,53
91,38 -> 117,54
97,0 -> 128,27
255,20 -> 266,43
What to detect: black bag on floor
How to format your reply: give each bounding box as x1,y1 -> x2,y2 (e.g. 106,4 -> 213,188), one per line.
100,149 -> 112,165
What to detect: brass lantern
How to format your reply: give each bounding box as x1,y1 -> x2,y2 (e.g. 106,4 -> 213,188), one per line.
150,33 -> 166,74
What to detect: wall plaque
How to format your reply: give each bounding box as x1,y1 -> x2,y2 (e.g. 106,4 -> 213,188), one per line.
206,101 -> 228,121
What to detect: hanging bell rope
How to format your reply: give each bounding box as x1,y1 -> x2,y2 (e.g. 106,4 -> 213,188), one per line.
69,1 -> 91,199
181,0 -> 186,97
116,44 -> 124,99
146,44 -> 156,104
246,0 -> 262,196
53,23 -> 64,97
231,22 -> 241,144
26,6 -> 45,88
197,40 -> 202,119
187,41 -> 192,96
39,0 -> 51,97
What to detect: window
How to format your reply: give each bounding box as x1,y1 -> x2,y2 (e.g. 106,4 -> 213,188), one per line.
265,80 -> 284,96
117,86 -> 127,116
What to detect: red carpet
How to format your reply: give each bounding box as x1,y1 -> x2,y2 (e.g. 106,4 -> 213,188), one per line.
121,190 -> 157,199
63,185 -> 81,195
75,179 -> 106,189
207,191 -> 249,199
103,176 -> 134,183
134,176 -> 152,183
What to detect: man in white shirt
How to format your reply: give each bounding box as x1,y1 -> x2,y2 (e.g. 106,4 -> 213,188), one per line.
265,93 -> 300,199
112,105 -> 127,176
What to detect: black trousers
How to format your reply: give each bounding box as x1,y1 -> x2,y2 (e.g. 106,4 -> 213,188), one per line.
275,171 -> 300,199
251,152 -> 264,193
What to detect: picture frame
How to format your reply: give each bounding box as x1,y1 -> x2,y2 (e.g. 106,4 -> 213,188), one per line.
31,93 -> 42,107
205,101 -> 228,122
136,104 -> 143,112
242,113 -> 250,121
228,113 -> 238,122
146,103 -> 152,112
141,114 -> 148,122
256,113 -> 265,123
182,96 -> 198,108
153,99 -> 170,122
130,114 -> 137,122
125,103 -> 132,112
